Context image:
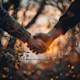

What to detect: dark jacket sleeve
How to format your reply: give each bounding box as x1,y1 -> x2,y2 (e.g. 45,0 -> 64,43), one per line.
0,6 -> 31,42
55,0 -> 80,33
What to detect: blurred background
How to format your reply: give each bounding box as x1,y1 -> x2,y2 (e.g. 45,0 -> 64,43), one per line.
0,0 -> 80,80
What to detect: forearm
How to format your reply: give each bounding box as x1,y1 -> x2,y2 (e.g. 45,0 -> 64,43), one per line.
0,6 -> 31,42
49,0 -> 80,39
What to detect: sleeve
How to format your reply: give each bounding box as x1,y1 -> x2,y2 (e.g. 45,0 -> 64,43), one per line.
0,6 -> 31,42
55,0 -> 80,33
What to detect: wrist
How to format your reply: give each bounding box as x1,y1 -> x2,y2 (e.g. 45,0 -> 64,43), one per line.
11,27 -> 31,42
48,27 -> 64,41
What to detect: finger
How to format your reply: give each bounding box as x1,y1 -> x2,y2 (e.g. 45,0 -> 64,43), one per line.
38,49 -> 45,53
29,46 -> 35,51
34,34 -> 42,39
31,46 -> 41,53
35,47 -> 45,54
27,45 -> 29,48
32,49 -> 37,53
34,36 -> 40,39
28,45 -> 38,53
35,51 -> 40,54
27,44 -> 33,50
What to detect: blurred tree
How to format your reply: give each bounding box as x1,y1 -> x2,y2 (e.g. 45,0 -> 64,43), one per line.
25,0 -> 46,29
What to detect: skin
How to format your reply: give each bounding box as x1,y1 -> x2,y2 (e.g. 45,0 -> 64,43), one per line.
34,0 -> 80,53
0,5 -> 47,53
0,0 -> 80,54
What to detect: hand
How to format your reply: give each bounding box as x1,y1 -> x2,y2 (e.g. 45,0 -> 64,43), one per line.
34,33 -> 53,46
34,27 -> 64,46
27,37 -> 48,54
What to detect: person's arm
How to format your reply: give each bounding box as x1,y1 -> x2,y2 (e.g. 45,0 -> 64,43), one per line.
48,0 -> 80,40
0,6 -> 31,43
34,0 -> 80,50
0,6 -> 48,53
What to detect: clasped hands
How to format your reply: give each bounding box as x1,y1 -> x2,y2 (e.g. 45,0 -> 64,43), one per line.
27,33 -> 53,54
27,27 -> 63,54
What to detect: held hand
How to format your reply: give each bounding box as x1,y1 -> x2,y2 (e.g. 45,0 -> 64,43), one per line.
34,33 -> 53,46
27,37 -> 48,54
34,27 -> 64,46
27,28 -> 63,54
